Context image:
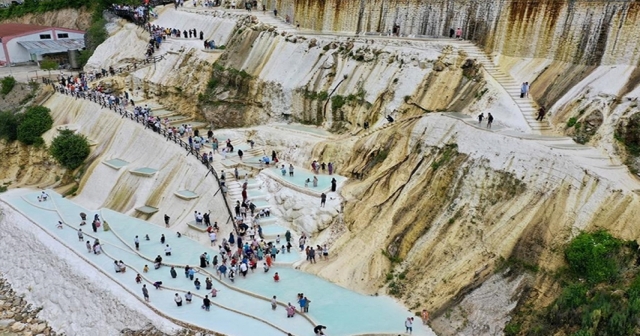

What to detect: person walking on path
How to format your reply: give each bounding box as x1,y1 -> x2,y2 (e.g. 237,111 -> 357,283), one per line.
164,214 -> 170,227
202,295 -> 211,311
135,236 -> 140,250
405,317 -> 414,334
238,149 -> 244,161
288,164 -> 294,177
170,267 -> 177,278
478,113 -> 484,125
320,193 -> 326,207
142,285 -> 149,302
455,27 -> 462,39
160,234 -> 165,244
174,293 -> 183,307
421,309 -> 429,325
86,241 -> 92,253
271,295 -> 277,310
536,106 -> 546,121
331,178 -> 337,192
77,229 -> 83,241
487,113 -> 494,129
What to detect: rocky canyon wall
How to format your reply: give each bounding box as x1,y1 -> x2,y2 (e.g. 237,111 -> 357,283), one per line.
265,0 -> 640,66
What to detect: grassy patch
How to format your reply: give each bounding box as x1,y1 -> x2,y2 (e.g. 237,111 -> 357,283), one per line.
567,117 -> 578,128
1,76 -> 16,96
506,230 -> 640,335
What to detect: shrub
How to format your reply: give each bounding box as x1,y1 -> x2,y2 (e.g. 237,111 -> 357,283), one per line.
50,130 -> 90,170
567,117 -> 578,128
17,106 -> 53,145
0,111 -> 21,142
1,76 -> 16,96
565,230 -> 622,284
331,95 -> 346,110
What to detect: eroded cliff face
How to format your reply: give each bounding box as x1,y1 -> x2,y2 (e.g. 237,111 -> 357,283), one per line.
200,23 -> 484,129
266,0 -> 640,66
300,114 -> 640,327
0,7 -> 92,30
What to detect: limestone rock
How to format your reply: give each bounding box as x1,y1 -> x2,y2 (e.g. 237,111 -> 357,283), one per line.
11,322 -> 25,332
433,61 -> 446,71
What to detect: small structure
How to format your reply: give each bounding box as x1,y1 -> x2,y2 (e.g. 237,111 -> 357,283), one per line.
0,23 -> 85,66
129,167 -> 158,176
103,159 -> 130,170
135,205 -> 159,214
174,190 -> 199,200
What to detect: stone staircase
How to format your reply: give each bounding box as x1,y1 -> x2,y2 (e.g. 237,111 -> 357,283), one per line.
455,42 -> 552,133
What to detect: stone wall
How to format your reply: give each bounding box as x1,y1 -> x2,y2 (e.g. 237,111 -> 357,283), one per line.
263,0 -> 640,65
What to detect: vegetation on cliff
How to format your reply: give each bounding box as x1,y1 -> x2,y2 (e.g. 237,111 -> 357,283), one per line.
506,230 -> 640,336
50,130 -> 90,170
0,106 -> 52,146
1,76 -> 16,97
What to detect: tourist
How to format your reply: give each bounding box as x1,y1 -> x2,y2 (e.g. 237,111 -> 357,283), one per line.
320,193 -> 326,207
210,287 -> 218,297
303,296 -> 311,312
322,244 -> 329,260
313,175 -> 318,187
536,107 -> 546,121
202,295 -> 211,311
285,230 -> 292,243
263,262 -> 269,273
314,325 -> 326,335
142,285 -> 149,301
93,241 -> 102,255
405,317 -> 413,334
77,229 -> 83,241
160,234 -> 165,244
135,274 -> 142,284
188,267 -> 196,280
185,291 -> 193,304
115,260 -> 123,273
421,309 -> 429,325
455,27 -> 462,39
281,165 -> 287,176
170,267 -> 177,278
487,113 -> 494,129
238,149 -> 244,161
153,281 -> 162,289
478,113 -> 484,124
328,162 -> 333,175
134,235 -> 140,250
163,244 -> 172,256
174,293 -> 183,307
273,272 -> 280,282
145,234 -> 150,241
199,253 -> 207,268
331,178 -> 337,192
91,219 -> 97,233
118,260 -> 127,273
153,255 -> 162,269
206,277 -> 213,290
143,265 -> 149,273
298,295 -> 307,312
288,164 -> 294,176
286,303 -> 295,317
218,264 -> 227,279
271,295 -> 277,310
164,214 -> 170,227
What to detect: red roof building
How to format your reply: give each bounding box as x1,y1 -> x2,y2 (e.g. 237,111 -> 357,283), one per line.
0,23 -> 85,65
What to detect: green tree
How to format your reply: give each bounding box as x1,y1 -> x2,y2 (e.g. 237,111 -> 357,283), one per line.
40,59 -> 59,78
0,111 -> 21,142
49,130 -> 90,170
17,106 -> 53,145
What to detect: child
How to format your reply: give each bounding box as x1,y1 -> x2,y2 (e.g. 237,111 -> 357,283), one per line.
273,272 -> 280,282
86,241 -> 92,253
135,274 -> 142,284
143,265 -> 149,273
263,262 -> 269,273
